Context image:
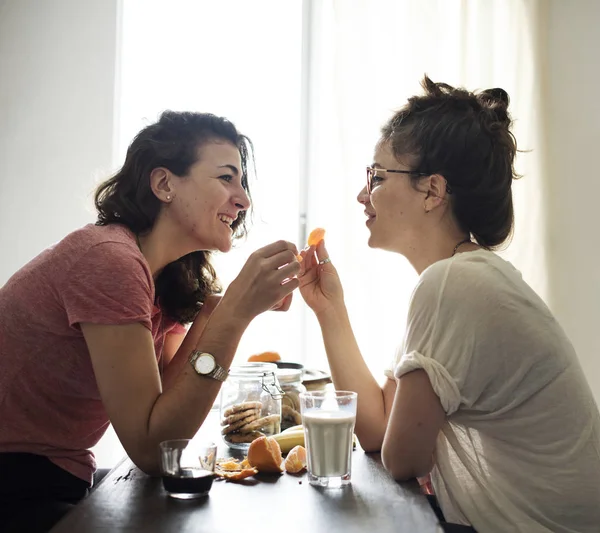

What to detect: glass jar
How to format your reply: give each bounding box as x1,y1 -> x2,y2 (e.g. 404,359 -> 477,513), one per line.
276,366 -> 306,431
219,363 -> 283,450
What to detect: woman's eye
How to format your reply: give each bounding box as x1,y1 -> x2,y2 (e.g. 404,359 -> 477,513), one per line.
219,174 -> 233,183
371,175 -> 384,184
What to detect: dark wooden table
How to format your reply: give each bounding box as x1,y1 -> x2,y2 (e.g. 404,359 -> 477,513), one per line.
51,413 -> 441,533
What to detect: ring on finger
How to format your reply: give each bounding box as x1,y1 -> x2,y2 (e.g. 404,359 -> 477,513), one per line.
318,257 -> 331,265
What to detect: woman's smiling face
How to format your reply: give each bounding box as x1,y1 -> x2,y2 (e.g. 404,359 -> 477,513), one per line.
358,141 -> 427,254
168,140 -> 251,253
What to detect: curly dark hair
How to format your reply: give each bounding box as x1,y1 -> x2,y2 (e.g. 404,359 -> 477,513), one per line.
381,75 -> 518,249
94,111 -> 254,324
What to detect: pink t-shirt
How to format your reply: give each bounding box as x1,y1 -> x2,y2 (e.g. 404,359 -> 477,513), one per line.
0,224 -> 186,483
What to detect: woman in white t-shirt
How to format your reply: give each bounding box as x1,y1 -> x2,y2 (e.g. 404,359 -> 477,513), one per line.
298,77 -> 600,533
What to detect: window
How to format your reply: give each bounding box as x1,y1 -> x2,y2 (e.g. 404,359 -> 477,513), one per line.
94,0 -> 543,468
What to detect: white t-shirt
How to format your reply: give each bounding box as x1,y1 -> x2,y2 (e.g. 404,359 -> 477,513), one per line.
387,250 -> 600,532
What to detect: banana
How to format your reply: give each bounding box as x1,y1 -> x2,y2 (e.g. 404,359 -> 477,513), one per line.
271,430 -> 305,454
272,427 -> 358,454
281,424 -> 303,434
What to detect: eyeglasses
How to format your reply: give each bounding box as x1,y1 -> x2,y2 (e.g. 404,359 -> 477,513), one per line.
366,166 -> 430,195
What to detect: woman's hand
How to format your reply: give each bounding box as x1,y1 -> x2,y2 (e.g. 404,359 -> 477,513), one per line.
222,240 -> 300,322
298,239 -> 344,316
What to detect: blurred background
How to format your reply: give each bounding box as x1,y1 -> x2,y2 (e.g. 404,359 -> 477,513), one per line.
1,0 -> 598,467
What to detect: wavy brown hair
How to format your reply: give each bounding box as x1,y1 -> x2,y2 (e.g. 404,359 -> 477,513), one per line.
381,75 -> 518,249
95,111 -> 254,323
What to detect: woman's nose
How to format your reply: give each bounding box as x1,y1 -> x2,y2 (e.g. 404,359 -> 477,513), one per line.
233,186 -> 251,211
357,184 -> 370,205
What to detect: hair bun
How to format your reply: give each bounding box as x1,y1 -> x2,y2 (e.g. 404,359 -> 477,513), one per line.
479,87 -> 511,126
481,87 -> 510,105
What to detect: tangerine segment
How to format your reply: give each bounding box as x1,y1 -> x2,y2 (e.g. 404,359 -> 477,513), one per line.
284,445 -> 307,474
248,436 -> 283,473
248,351 -> 281,363
307,227 -> 325,247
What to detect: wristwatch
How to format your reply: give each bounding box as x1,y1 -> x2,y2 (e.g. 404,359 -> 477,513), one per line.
189,351 -> 229,382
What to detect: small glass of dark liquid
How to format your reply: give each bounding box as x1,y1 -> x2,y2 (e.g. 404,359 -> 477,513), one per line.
159,439 -> 217,499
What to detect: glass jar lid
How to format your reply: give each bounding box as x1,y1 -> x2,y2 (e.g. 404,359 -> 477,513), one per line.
228,362 -> 284,399
228,362 -> 278,377
276,368 -> 303,385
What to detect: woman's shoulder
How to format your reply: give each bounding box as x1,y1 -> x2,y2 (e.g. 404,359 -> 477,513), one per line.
420,250 -> 517,288
42,223 -> 148,285
411,250 -> 520,313
61,223 -> 137,252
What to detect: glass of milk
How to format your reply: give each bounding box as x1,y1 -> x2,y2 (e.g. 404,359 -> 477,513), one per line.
299,390 -> 357,488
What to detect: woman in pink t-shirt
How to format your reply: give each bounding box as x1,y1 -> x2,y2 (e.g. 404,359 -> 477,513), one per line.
0,111 -> 300,531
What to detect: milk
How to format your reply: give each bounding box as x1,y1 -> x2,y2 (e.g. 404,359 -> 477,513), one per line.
303,410 -> 356,478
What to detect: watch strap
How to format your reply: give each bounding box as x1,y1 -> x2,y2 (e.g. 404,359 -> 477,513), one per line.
210,365 -> 229,382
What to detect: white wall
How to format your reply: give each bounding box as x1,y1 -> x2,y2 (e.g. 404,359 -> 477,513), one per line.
544,0 -> 600,404
0,0 -> 118,285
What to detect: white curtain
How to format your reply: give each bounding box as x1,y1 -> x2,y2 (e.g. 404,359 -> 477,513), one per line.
302,0 -> 548,378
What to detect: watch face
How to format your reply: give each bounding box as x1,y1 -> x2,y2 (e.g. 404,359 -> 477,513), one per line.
195,354 -> 216,375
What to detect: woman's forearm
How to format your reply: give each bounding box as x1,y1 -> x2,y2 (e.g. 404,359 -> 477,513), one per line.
316,304 -> 391,452
139,303 -> 249,473
161,302 -> 216,389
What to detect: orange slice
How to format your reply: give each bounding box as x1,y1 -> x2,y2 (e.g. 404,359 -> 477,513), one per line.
284,445 -> 307,474
307,227 -> 325,247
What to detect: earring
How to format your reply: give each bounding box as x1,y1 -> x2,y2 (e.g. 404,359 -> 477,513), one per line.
166,195 -> 171,201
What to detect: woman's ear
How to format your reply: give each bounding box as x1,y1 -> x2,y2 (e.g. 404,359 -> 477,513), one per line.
149,167 -> 175,203
423,173 -> 449,213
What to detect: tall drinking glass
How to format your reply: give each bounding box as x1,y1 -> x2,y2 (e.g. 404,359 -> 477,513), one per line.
299,390 -> 357,488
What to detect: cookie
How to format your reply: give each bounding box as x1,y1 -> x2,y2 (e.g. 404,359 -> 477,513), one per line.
225,431 -> 265,444
223,401 -> 263,418
222,411 -> 261,435
221,408 -> 260,426
237,414 -> 281,433
282,405 -> 302,426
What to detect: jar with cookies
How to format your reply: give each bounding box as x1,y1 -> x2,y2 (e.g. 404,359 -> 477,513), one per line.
220,363 -> 283,450
276,366 -> 306,431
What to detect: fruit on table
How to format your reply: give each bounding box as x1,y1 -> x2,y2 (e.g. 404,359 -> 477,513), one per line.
247,351 -> 281,363
247,436 -> 284,473
214,457 -> 258,481
307,227 -> 325,247
271,429 -> 305,454
284,445 -> 307,474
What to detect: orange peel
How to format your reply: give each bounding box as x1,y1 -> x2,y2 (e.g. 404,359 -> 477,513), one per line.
247,436 -> 283,473
215,467 -> 258,481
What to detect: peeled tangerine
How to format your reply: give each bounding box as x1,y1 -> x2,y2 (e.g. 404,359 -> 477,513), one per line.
248,351 -> 281,363
247,436 -> 283,473
284,445 -> 307,474
307,227 -> 326,247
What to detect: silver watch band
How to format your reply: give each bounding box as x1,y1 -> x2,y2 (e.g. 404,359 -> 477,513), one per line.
210,365 -> 229,382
